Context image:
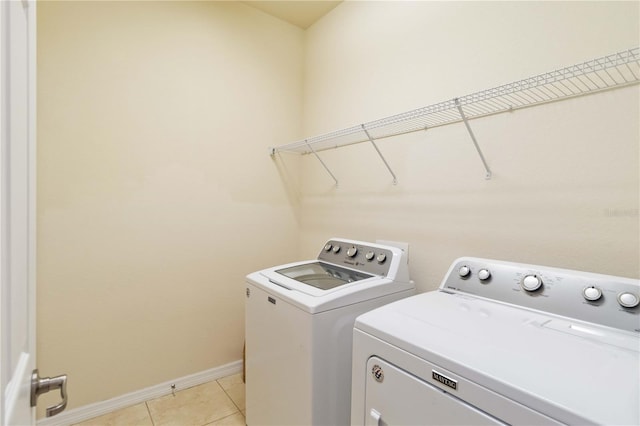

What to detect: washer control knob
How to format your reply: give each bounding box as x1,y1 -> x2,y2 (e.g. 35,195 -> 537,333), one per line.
376,253 -> 387,264
478,269 -> 491,281
332,245 -> 341,254
324,243 -> 332,252
365,251 -> 375,261
458,265 -> 471,278
521,275 -> 543,292
582,286 -> 602,302
617,292 -> 640,308
347,246 -> 358,257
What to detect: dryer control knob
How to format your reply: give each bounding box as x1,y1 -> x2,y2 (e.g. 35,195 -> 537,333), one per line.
376,253 -> 387,264
521,275 -> 543,292
582,286 -> 602,302
458,266 -> 471,278
347,247 -> 358,257
478,269 -> 491,281
324,243 -> 332,252
617,292 -> 640,308
365,251 -> 375,261
332,245 -> 341,254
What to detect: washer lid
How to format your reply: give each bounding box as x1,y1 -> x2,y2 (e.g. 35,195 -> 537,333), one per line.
275,262 -> 374,290
259,260 -> 383,298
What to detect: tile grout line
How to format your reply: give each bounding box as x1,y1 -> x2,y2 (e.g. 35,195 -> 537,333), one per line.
201,411 -> 244,426
144,400 -> 156,426
216,379 -> 245,423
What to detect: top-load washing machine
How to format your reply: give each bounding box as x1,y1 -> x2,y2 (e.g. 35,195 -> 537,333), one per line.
351,257 -> 639,425
245,238 -> 414,426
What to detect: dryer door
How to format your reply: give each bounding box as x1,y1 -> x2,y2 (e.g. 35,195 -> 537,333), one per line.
364,357 -> 504,426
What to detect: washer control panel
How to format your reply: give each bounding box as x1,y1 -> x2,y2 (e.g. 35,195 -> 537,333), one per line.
318,239 -> 395,277
444,257 -> 640,333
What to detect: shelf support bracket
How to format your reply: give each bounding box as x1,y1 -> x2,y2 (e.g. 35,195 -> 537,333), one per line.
362,125 -> 398,185
455,98 -> 492,180
306,140 -> 338,187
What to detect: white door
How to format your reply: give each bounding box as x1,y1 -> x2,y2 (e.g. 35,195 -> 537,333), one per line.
1,1 -> 39,424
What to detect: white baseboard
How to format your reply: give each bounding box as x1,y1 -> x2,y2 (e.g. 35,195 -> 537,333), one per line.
37,360 -> 243,426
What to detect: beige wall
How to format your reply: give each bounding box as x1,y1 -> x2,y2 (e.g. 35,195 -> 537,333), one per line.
37,1 -> 302,414
295,1 -> 639,290
37,0 -> 640,417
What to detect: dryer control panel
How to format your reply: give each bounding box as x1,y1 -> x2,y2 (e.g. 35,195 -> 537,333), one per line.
442,257 -> 640,333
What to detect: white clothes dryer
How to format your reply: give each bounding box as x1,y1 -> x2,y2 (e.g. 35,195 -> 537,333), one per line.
245,238 -> 414,426
351,257 -> 639,425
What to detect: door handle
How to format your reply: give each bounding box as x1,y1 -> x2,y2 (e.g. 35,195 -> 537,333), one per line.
31,369 -> 68,417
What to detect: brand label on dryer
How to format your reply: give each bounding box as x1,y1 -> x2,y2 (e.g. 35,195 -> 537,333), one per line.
432,370 -> 457,391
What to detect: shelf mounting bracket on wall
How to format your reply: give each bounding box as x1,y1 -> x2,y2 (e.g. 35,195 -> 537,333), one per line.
455,98 -> 492,180
361,124 -> 398,185
306,140 -> 339,187
270,48 -> 639,185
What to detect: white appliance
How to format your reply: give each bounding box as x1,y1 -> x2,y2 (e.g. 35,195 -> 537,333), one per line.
352,257 -> 640,425
245,238 -> 415,426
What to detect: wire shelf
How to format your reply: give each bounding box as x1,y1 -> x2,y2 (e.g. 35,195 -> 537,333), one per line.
272,47 -> 639,157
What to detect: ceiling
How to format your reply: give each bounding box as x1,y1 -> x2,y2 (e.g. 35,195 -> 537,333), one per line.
241,1 -> 342,29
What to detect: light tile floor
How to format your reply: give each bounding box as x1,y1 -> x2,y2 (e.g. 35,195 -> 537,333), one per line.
74,373 -> 245,426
